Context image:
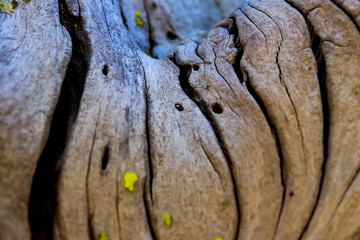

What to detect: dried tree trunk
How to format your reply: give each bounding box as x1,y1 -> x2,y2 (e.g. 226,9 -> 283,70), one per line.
0,0 -> 359,239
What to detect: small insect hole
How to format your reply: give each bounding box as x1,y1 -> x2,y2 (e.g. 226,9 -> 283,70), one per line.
101,147 -> 110,171
175,103 -> 184,111
193,65 -> 199,71
211,103 -> 223,114
167,31 -> 178,40
289,191 -> 295,197
102,65 -> 109,76
151,2 -> 157,9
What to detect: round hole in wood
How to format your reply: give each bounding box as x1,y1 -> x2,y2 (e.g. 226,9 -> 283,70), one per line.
167,31 -> 178,40
211,103 -> 223,114
175,103 -> 184,111
102,65 -> 109,76
193,65 -> 199,71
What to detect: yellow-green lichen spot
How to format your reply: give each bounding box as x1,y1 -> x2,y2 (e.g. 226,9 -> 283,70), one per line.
99,231 -> 109,240
136,18 -> 144,28
135,11 -> 144,28
163,213 -> 172,226
123,171 -> 138,192
0,0 -> 17,14
214,236 -> 223,240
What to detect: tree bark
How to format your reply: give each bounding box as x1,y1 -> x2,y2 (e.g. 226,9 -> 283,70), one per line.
0,0 -> 359,239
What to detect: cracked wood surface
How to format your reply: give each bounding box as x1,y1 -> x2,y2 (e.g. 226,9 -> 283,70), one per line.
232,1 -> 324,239
174,29 -> 283,240
0,0 -> 71,238
140,55 -> 238,239
53,1 -> 152,239
0,0 -> 359,239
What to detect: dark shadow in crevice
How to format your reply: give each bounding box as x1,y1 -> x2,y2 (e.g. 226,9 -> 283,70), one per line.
167,31 -> 178,40
226,17 -> 244,85
228,14 -> 285,235
28,1 -> 90,239
138,58 -> 157,240
178,65 -> 195,100
119,3 -> 128,29
101,146 -> 110,171
232,49 -> 244,84
278,3 -> 331,238
173,56 -> 241,240
143,186 -> 157,240
242,71 -> 280,149
244,74 -> 286,240
228,17 -> 240,45
299,34 -> 329,240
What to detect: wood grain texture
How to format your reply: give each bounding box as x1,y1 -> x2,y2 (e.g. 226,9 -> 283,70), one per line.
54,0 -> 152,239
0,0 -> 359,239
232,1 -> 324,239
284,0 -> 360,239
140,55 -> 238,239
330,0 -> 360,28
174,28 -> 283,240
0,0 -> 71,238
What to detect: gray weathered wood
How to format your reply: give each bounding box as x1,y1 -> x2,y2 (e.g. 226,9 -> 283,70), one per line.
0,0 -> 71,239
0,0 -> 359,239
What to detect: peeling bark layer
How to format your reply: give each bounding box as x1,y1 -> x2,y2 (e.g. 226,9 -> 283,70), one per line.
0,0 -> 359,239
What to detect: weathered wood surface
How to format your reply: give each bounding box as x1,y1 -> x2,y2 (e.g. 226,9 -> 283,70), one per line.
0,0 -> 71,239
0,0 -> 359,239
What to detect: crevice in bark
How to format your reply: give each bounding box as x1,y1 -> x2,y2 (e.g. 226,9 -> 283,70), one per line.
228,17 -> 240,48
115,149 -> 121,240
178,65 -> 195,100
244,73 -> 286,240
240,8 -> 268,51
142,0 -> 156,57
28,1 -> 89,239
329,0 -> 360,31
135,55 -> 157,240
199,143 -> 221,177
173,55 -> 241,240
143,186 -> 157,240
244,74 -> 285,185
232,49 -> 244,85
229,11 -> 286,232
299,35 -> 329,240
211,50 -> 237,96
277,41 -> 305,149
248,4 -> 284,41
143,77 -> 154,206
101,145 -> 110,171
276,38 -> 306,172
230,20 -> 284,189
86,119 -> 99,240
100,0 -> 112,41
119,3 -> 128,29
276,46 -> 283,84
